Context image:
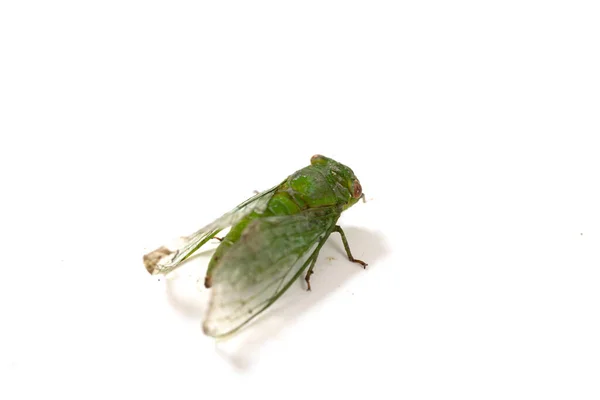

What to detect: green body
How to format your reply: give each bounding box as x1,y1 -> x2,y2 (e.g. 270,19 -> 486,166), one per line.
144,155 -> 364,337
205,155 -> 362,288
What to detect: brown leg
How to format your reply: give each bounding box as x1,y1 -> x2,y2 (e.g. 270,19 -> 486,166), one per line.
333,225 -> 367,268
304,255 -> 319,291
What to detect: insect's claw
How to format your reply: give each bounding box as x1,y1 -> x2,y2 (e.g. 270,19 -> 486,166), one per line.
305,270 -> 314,291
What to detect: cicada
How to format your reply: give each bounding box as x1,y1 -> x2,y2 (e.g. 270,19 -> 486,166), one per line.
143,155 -> 367,337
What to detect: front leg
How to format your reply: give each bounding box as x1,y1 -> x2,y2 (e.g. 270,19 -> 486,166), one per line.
333,225 -> 367,268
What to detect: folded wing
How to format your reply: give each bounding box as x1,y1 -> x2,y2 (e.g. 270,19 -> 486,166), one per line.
203,207 -> 340,337
143,185 -> 279,275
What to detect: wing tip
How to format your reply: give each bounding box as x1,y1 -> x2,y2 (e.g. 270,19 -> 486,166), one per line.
202,321 -> 219,337
142,246 -> 173,275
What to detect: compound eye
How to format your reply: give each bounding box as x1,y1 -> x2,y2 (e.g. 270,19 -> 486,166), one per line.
352,179 -> 362,199
310,154 -> 325,165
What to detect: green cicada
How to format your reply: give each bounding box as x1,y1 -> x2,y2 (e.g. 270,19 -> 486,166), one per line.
144,155 -> 367,337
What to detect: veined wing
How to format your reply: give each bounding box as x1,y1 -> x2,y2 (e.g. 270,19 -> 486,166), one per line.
202,207 -> 341,337
143,185 -> 280,275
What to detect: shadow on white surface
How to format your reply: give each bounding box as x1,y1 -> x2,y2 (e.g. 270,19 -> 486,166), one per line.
163,248 -> 215,319
162,227 -> 388,370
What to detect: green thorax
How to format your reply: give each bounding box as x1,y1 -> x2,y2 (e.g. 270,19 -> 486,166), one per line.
265,165 -> 346,216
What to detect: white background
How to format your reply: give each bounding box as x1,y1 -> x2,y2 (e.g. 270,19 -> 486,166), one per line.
1,1 -> 599,399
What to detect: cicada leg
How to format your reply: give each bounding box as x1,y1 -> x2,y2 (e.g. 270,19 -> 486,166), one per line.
333,225 -> 367,268
304,255 -> 319,292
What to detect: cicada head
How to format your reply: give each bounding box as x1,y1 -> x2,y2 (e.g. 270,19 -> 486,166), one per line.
310,154 -> 363,209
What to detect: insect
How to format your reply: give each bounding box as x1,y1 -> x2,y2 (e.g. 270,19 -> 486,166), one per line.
143,155 -> 367,337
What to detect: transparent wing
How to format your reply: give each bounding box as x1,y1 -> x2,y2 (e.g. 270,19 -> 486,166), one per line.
202,207 -> 340,337
143,185 -> 279,275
